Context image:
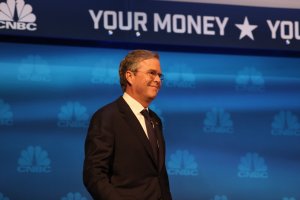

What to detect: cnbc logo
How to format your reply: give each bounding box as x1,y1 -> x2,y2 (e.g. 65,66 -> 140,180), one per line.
283,197 -> 296,200
238,152 -> 268,178
0,99 -> 13,126
17,146 -> 51,173
18,55 -> 51,82
203,108 -> 234,134
271,111 -> 300,136
57,101 -> 89,128
0,192 -> 9,200
235,67 -> 264,92
212,195 -> 228,200
91,60 -> 119,85
167,150 -> 198,176
164,64 -> 196,88
61,192 -> 87,200
0,0 -> 37,31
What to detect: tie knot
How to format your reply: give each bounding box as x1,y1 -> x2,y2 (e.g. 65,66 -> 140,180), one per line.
141,109 -> 150,119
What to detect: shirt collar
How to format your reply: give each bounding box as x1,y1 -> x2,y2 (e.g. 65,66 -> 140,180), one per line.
123,92 -> 147,115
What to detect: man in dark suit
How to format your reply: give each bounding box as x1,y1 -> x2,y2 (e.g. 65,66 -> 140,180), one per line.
83,50 -> 172,200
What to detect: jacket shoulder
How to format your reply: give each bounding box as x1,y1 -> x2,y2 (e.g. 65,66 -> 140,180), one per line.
91,97 -> 123,120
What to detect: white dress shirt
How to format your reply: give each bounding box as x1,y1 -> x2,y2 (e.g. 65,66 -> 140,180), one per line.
123,92 -> 150,138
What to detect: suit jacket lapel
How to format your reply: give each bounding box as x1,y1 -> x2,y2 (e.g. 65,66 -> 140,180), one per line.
117,97 -> 159,168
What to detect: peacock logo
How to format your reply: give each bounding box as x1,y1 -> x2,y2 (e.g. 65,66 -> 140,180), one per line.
0,0 -> 37,31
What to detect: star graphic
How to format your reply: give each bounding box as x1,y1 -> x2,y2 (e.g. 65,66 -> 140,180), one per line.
235,17 -> 258,40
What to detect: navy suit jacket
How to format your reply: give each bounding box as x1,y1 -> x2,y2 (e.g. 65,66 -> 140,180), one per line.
83,97 -> 172,200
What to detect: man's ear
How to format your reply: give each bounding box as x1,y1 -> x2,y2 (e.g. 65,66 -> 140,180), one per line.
125,70 -> 134,86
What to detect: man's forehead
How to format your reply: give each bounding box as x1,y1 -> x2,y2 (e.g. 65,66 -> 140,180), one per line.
138,58 -> 161,69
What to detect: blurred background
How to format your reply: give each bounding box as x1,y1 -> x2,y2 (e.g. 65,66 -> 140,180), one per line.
0,0 -> 300,199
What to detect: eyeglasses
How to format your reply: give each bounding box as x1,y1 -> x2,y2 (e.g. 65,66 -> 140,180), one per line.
136,70 -> 164,81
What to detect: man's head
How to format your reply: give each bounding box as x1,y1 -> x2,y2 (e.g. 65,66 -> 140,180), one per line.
119,50 -> 163,107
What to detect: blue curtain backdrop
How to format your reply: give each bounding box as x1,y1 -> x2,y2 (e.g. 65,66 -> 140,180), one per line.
0,42 -> 300,200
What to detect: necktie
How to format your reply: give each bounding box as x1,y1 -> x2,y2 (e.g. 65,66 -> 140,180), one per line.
141,109 -> 159,163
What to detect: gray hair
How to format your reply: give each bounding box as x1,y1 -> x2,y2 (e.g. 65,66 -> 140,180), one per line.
119,49 -> 159,92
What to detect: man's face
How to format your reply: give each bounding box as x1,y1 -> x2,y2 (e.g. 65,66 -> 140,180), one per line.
128,58 -> 162,105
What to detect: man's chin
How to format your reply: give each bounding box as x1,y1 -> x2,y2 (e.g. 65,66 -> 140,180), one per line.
147,93 -> 158,101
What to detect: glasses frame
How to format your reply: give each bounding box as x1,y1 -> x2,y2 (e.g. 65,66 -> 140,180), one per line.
135,69 -> 164,81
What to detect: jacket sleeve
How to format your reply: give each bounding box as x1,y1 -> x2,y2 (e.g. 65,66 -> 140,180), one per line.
83,110 -> 121,200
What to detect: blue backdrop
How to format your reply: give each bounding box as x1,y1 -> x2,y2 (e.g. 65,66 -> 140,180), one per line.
0,42 -> 300,200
